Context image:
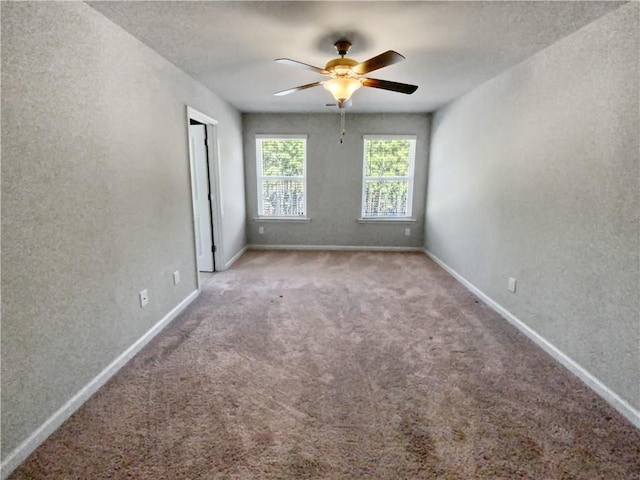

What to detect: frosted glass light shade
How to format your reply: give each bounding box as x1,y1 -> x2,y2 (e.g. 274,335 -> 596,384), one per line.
323,77 -> 362,102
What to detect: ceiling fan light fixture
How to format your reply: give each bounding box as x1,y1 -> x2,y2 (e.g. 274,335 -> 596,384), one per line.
274,40 -> 417,107
323,77 -> 362,102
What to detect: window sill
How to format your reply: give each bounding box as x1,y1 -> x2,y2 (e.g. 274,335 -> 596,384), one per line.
254,217 -> 310,223
357,218 -> 417,224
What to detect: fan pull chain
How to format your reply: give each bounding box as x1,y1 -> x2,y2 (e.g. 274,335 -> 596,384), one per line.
340,110 -> 346,144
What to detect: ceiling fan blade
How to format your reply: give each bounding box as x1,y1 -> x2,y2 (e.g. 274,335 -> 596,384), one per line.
352,50 -> 405,75
362,78 -> 418,94
274,82 -> 322,96
275,58 -> 329,75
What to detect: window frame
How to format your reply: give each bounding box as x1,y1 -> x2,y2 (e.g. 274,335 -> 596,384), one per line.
255,134 -> 308,219
360,134 -> 417,220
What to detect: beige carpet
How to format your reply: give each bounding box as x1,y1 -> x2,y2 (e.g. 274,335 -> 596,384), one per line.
10,250 -> 640,479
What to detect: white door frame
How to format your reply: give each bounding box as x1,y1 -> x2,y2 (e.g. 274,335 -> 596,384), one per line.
186,106 -> 223,285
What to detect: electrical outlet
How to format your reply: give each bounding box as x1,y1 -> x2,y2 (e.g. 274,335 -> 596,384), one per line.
404,228 -> 411,236
508,277 -> 517,293
173,270 -> 180,285
258,226 -> 264,234
139,289 -> 149,307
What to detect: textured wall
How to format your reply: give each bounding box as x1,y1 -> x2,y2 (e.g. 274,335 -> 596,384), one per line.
1,1 -> 245,459
243,113 -> 429,247
426,3 -> 639,409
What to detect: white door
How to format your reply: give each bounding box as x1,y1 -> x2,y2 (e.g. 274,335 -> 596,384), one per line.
189,124 -> 214,272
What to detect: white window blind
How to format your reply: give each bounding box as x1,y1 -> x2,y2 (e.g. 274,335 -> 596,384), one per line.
256,136 -> 307,217
361,135 -> 416,218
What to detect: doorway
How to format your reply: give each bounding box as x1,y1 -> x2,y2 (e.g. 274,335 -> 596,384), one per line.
186,107 -> 223,281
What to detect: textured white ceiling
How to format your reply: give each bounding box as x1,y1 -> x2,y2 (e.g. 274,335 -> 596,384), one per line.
87,1 -> 622,113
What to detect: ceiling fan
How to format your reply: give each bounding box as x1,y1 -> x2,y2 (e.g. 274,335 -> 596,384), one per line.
274,40 -> 418,108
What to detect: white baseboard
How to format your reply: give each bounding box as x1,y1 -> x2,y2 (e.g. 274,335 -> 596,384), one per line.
0,290 -> 200,480
424,249 -> 640,430
249,244 -> 424,252
224,245 -> 247,269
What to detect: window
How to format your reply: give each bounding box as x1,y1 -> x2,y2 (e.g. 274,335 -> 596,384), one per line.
361,135 -> 416,218
256,136 -> 307,217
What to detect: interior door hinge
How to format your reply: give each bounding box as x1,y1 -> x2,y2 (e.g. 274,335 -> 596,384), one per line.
212,245 -> 216,253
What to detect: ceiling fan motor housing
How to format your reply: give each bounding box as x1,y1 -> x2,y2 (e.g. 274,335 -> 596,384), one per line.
325,57 -> 359,76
